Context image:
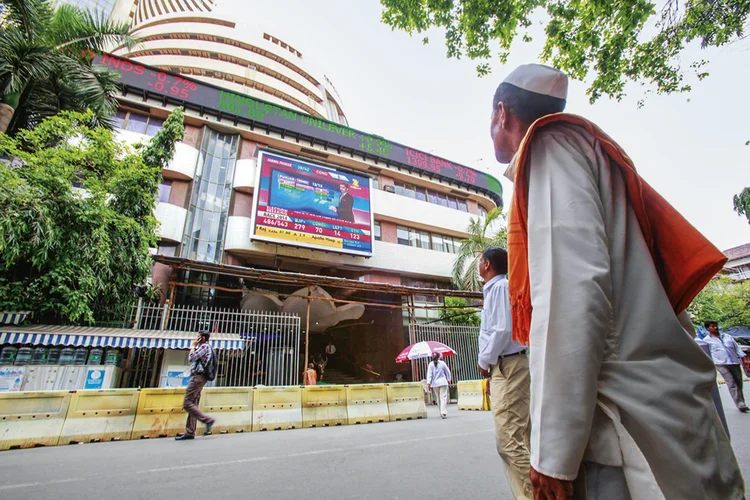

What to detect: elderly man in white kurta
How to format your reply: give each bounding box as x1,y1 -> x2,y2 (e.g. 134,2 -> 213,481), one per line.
490,64 -> 744,499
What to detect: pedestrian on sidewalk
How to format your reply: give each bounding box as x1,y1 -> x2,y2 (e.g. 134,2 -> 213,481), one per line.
176,331 -> 215,440
426,352 -> 452,419
703,320 -> 748,412
477,246 -> 532,500
491,64 -> 742,498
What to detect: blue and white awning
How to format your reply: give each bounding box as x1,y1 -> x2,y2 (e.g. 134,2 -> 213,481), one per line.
0,325 -> 244,350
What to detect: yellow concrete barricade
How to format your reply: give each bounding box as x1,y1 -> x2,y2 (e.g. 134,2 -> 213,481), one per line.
199,387 -> 253,434
457,380 -> 485,411
302,386 -> 348,428
252,386 -> 302,432
130,388 -> 186,439
0,391 -> 72,451
346,384 -> 389,425
482,379 -> 492,411
59,389 -> 140,444
386,383 -> 427,422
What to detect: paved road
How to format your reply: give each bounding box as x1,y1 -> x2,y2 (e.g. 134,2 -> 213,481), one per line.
1,390 -> 748,500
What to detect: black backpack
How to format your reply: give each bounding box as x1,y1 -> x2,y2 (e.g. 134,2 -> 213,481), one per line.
199,347 -> 218,382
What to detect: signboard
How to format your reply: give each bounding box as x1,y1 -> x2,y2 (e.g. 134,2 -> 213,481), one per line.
0,367 -> 24,392
84,368 -> 104,389
251,152 -> 374,256
92,53 -> 503,204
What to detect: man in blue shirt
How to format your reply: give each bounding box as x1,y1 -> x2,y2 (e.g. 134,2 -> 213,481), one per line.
477,246 -> 532,500
703,320 -> 748,412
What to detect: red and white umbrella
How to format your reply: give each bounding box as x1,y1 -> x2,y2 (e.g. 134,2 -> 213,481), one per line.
395,341 -> 457,363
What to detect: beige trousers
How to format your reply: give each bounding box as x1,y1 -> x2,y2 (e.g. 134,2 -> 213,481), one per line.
490,354 -> 533,500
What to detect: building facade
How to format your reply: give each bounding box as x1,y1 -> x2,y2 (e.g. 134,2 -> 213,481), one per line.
723,243 -> 750,281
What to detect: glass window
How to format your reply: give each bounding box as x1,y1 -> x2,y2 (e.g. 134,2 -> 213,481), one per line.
113,110 -> 126,129
372,177 -> 379,190
415,187 -> 427,202
125,112 -> 148,134
408,228 -> 420,248
146,117 -> 164,136
448,196 -> 458,210
427,190 -> 439,205
457,199 -> 468,212
404,184 -> 416,199
419,231 -> 431,249
437,193 -> 449,207
157,245 -> 177,257
431,234 -> 444,252
397,226 -> 409,246
394,182 -> 405,197
478,205 -> 488,218
374,221 -> 381,241
157,180 -> 172,203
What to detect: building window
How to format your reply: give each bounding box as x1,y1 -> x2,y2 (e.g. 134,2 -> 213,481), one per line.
457,199 -> 468,212
393,225 -> 464,255
157,180 -> 172,203
157,244 -> 177,257
374,221 -> 381,241
478,205 -> 488,218
181,128 -> 239,263
116,109 -> 164,137
415,187 -> 427,202
397,226 -> 410,246
372,177 -> 379,190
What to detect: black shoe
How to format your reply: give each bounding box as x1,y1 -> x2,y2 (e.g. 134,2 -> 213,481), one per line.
175,434 -> 195,441
739,406 -> 749,413
205,420 -> 215,435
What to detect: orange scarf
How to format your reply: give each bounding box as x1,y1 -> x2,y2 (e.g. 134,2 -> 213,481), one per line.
508,113 -> 727,346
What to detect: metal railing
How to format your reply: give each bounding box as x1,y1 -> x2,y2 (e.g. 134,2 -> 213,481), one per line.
411,322 -> 481,384
124,301 -> 302,387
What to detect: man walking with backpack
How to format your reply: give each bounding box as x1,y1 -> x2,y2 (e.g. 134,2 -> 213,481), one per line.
176,330 -> 216,440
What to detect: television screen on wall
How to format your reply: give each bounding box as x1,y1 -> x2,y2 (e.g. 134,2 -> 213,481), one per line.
250,151 -> 374,256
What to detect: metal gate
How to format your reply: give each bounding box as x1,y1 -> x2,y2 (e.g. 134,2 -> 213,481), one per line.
410,322 -> 481,383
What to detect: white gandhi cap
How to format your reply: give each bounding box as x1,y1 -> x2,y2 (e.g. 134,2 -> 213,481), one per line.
502,63 -> 568,100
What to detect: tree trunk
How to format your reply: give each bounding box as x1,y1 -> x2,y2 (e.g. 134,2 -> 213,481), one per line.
0,103 -> 14,134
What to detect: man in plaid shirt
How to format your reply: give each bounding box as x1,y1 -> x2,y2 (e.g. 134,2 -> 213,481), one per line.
175,331 -> 215,440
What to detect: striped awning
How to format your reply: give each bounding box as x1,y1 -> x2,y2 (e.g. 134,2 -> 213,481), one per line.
0,325 -> 244,350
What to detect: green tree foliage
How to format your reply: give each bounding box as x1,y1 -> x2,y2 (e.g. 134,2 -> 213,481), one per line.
452,207 -> 507,291
733,187 -> 750,225
0,0 -> 136,133
439,296 -> 481,325
0,108 -> 185,324
380,0 -> 750,102
688,277 -> 750,327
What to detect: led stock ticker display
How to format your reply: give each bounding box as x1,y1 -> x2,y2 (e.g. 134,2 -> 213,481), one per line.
93,54 -> 502,199
251,152 -> 374,256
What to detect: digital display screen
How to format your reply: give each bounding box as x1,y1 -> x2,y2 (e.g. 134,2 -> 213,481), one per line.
251,152 -> 373,256
93,53 -> 503,204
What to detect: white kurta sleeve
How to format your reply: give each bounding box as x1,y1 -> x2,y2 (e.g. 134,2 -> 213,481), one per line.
526,128 -> 614,480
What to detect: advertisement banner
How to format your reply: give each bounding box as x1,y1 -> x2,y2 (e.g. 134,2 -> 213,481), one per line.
84,368 -> 105,390
0,367 -> 24,392
251,152 -> 374,256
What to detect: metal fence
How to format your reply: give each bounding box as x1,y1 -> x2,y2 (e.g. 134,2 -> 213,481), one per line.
411,322 -> 481,383
125,302 -> 302,387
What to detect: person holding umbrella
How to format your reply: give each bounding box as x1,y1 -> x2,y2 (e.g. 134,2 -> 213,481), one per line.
426,352 -> 452,419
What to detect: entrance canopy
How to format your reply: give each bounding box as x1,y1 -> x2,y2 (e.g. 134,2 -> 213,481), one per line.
0,325 -> 245,350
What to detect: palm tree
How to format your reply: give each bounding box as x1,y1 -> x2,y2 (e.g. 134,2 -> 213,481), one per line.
0,0 -> 136,134
451,207 -> 507,291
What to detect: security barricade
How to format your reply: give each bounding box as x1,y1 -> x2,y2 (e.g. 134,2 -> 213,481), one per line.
386,383 -> 427,422
252,386 -> 302,432
346,384 -> 389,425
482,379 -> 492,411
302,386 -> 348,428
0,391 -> 72,450
59,389 -> 140,444
199,387 -> 253,434
457,380 -> 485,411
130,388 -> 187,439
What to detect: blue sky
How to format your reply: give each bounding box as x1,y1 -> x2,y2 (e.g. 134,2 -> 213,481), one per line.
224,0 -> 750,252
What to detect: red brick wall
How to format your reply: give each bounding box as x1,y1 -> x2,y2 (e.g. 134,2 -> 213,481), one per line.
379,220 -> 398,244
182,125 -> 202,148
168,179 -> 191,208
230,191 -> 254,217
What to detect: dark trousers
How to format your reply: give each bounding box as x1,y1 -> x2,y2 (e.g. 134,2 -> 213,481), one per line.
718,364 -> 746,409
183,374 -> 213,436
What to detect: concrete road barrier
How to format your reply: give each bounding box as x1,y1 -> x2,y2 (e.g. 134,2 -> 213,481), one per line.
252,386 -> 302,432
346,384 -> 389,425
130,388 -> 187,439
59,389 -> 140,444
200,387 -> 253,434
386,383 -> 427,422
457,380 -> 485,411
302,386 -> 348,428
0,391 -> 72,450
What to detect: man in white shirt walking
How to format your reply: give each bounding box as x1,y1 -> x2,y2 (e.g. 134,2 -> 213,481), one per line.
477,246 -> 532,500
703,320 -> 748,412
426,352 -> 452,419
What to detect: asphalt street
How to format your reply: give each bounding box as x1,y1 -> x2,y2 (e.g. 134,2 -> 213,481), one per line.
0,389 -> 748,500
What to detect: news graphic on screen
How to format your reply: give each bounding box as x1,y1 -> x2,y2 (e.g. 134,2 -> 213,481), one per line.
250,152 -> 374,256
